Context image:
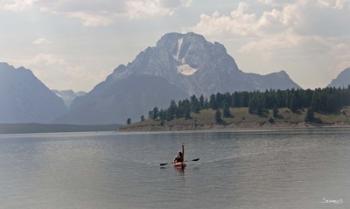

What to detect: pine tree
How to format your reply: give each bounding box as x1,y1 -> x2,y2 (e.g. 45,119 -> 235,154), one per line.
273,106 -> 279,118
183,99 -> 192,119
127,118 -> 131,125
311,91 -> 321,112
185,109 -> 191,119
140,115 -> 145,122
248,94 -> 258,114
167,100 -> 177,121
199,95 -> 205,109
305,108 -> 315,122
210,94 -> 218,109
215,109 -> 223,124
223,103 -> 232,118
149,107 -> 159,120
159,110 -> 166,121
289,94 -> 298,112
216,93 -> 224,108
176,101 -> 184,118
190,95 -> 200,113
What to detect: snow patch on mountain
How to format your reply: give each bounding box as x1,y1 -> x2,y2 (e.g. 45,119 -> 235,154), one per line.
175,38 -> 183,60
177,64 -> 198,76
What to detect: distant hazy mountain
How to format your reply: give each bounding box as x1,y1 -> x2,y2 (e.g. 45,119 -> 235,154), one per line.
0,63 -> 67,123
58,32 -> 300,124
328,68 -> 350,88
57,75 -> 187,124
52,89 -> 86,107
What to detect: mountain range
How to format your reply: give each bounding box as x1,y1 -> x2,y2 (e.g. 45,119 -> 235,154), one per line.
0,63 -> 66,123
57,32 -> 300,124
1,32 -> 349,125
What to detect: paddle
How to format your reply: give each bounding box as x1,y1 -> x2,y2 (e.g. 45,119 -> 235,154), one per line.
160,158 -> 200,167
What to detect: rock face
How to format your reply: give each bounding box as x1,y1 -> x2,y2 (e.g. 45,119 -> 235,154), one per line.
329,68 -> 350,88
0,63 -> 67,123
52,89 -> 86,108
59,32 -> 300,124
112,32 -> 300,95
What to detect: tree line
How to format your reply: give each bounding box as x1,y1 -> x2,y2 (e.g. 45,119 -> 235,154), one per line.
128,86 -> 350,124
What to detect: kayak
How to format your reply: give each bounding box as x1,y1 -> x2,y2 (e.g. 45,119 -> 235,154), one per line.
173,162 -> 186,169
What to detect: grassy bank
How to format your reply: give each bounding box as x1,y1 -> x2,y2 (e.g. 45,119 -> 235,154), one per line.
120,107 -> 350,132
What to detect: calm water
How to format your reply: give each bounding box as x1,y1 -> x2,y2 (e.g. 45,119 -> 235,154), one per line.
0,128 -> 350,209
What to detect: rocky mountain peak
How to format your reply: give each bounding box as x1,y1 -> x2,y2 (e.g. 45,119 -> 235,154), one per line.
112,32 -> 239,84
156,32 -> 231,75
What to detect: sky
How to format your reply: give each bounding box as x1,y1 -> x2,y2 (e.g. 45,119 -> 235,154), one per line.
0,0 -> 349,91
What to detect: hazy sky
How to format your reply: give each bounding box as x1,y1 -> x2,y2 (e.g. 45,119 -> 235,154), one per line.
0,0 -> 349,91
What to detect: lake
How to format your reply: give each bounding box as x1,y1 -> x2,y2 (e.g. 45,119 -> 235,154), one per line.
0,128 -> 349,209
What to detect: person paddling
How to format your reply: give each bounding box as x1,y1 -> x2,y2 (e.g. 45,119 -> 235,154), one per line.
174,144 -> 185,163
174,152 -> 184,163
160,144 -> 199,168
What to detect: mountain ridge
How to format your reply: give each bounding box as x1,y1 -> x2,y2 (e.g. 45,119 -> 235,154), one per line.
58,32 -> 301,124
329,68 -> 350,88
0,62 -> 67,123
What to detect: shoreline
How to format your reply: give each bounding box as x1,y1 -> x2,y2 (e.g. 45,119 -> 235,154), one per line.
0,123 -> 120,134
119,123 -> 350,134
120,107 -> 350,133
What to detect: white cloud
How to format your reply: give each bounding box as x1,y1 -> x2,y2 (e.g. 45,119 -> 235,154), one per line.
193,0 -> 350,54
32,37 -> 51,45
194,0 -> 350,37
257,0 -> 296,7
193,3 -> 259,37
0,0 -> 35,11
317,0 -> 347,9
193,2 -> 301,38
126,0 -> 174,18
181,0 -> 192,7
66,11 -> 114,27
258,0 -> 275,4
0,0 -> 192,26
191,0 -> 350,87
193,2 -> 297,38
126,0 -> 191,19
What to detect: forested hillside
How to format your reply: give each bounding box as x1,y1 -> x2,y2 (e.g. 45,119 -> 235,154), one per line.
122,87 -> 350,131
145,87 -> 350,122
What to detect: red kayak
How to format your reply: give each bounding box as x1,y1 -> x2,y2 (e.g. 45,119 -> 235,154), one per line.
173,162 -> 186,169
